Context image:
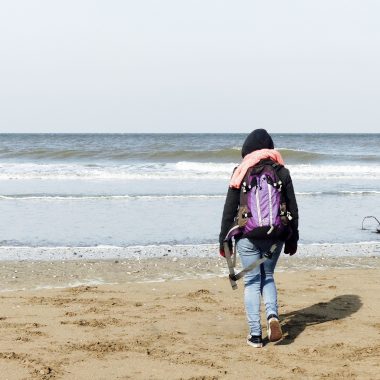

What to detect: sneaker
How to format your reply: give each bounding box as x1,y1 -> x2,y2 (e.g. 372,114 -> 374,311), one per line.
247,334 -> 263,348
267,314 -> 282,342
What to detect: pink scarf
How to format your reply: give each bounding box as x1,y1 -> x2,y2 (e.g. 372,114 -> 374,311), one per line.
229,149 -> 285,189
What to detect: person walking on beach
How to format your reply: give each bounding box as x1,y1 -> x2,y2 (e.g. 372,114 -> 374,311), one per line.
219,129 -> 299,348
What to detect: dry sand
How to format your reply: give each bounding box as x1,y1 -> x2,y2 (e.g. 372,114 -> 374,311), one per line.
0,260 -> 380,379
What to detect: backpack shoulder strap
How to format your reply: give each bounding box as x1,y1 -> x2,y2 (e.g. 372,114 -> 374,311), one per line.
239,166 -> 254,205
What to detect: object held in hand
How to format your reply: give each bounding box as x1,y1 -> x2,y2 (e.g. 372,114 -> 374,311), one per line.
223,241 -> 278,290
284,240 -> 297,255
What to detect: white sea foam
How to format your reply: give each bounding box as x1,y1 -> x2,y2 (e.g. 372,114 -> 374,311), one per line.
295,191 -> 380,196
0,194 -> 225,201
174,161 -> 235,173
0,161 -> 379,181
0,162 -> 231,180
0,242 -> 378,261
288,164 -> 380,180
0,191 -> 378,202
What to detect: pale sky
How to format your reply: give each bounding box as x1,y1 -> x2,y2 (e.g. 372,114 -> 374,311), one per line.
0,1 -> 379,133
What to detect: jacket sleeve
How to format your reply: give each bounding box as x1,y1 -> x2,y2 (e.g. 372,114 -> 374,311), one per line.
219,185 -> 240,249
283,170 -> 299,242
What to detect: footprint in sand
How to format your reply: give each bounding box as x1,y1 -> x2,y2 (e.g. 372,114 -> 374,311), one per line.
185,289 -> 218,304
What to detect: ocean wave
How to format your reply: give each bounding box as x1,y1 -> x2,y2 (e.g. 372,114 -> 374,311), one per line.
0,194 -> 225,201
0,148 -> 102,160
296,191 -> 380,196
289,164 -> 380,180
0,147 -> 242,162
278,148 -> 380,163
0,162 -> 233,180
0,162 -> 380,180
278,148 -> 327,161
0,191 -> 379,202
2,145 -> 378,164
146,148 -> 241,161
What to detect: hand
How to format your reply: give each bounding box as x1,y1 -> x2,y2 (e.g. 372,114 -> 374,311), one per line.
284,240 -> 297,255
219,241 -> 233,257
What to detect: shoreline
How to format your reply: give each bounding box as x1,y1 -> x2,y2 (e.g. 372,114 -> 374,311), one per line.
1,251 -> 380,292
0,241 -> 378,261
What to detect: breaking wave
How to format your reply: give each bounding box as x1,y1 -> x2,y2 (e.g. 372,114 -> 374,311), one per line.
0,147 -> 241,162
1,146 -> 379,164
0,162 -> 380,180
0,191 -> 379,202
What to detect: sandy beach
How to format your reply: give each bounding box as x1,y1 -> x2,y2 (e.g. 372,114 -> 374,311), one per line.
1,3 -> 380,379
1,252 -> 380,380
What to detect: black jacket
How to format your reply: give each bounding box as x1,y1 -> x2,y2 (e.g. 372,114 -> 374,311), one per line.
219,161 -> 299,248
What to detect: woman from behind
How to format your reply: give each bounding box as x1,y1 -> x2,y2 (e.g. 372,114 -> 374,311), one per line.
219,129 -> 299,347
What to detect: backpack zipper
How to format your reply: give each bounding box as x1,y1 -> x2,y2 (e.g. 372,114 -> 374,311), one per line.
255,178 -> 263,227
268,180 -> 273,226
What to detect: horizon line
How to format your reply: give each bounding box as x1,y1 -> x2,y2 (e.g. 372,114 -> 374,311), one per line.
0,132 -> 379,135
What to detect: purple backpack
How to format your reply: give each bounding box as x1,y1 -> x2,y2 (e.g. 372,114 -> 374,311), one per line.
225,162 -> 290,242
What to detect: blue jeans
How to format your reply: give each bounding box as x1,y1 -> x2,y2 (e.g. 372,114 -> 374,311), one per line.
236,238 -> 283,336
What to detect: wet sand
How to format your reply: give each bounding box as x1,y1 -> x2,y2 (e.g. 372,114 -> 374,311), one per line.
0,255 -> 380,379
1,256 -> 379,292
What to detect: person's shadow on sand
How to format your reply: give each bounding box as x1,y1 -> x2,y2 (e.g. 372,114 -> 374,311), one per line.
274,294 -> 362,345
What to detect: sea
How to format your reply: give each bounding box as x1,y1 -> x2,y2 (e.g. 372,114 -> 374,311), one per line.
0,133 -> 379,260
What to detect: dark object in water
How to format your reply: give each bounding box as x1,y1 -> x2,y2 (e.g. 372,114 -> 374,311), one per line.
361,216 -> 380,233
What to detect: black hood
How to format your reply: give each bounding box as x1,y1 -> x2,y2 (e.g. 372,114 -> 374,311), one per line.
241,129 -> 274,157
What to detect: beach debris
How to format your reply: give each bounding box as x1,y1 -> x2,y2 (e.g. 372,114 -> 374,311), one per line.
361,216 -> 380,233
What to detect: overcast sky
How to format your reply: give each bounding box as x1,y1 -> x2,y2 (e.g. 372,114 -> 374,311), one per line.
0,1 -> 379,133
